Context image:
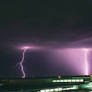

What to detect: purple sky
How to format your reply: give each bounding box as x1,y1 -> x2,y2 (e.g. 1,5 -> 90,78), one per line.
0,0 -> 92,77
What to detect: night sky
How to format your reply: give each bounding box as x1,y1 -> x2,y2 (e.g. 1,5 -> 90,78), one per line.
0,0 -> 92,77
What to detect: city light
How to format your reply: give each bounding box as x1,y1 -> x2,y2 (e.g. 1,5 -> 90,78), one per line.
39,85 -> 78,92
52,79 -> 84,83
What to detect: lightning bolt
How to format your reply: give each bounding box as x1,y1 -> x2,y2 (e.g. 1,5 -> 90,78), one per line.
84,48 -> 89,75
19,46 -> 30,78
20,49 -> 26,78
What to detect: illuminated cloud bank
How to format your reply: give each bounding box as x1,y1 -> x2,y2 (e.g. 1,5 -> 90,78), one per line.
18,45 -> 91,78
52,48 -> 90,76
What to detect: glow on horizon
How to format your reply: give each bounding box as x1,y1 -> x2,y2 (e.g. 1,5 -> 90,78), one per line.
83,48 -> 89,75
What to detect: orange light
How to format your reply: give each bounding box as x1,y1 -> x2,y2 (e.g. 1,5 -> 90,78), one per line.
58,75 -> 62,79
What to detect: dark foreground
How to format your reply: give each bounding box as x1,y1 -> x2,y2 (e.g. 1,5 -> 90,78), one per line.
0,76 -> 92,92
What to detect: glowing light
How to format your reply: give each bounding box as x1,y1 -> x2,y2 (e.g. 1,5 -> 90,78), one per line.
21,46 -> 31,50
83,48 -> 89,75
39,85 -> 78,92
58,75 -> 61,79
52,79 -> 83,83
82,82 -> 92,90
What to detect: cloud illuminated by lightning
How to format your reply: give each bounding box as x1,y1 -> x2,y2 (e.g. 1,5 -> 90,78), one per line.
18,46 -> 90,78
52,48 -> 91,76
